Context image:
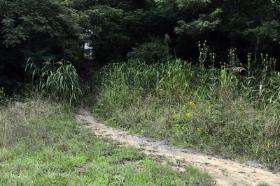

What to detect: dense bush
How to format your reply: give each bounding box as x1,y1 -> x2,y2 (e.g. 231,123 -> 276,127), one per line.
127,39 -> 170,63
0,0 -> 82,92
2,0 -> 280,92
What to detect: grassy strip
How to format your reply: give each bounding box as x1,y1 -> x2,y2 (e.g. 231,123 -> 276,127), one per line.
92,60 -> 280,170
0,99 -> 212,185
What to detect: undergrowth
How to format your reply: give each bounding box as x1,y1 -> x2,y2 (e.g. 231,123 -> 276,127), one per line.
92,58 -> 280,171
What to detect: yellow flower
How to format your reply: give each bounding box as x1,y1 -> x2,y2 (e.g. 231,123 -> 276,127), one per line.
188,101 -> 196,109
185,112 -> 193,120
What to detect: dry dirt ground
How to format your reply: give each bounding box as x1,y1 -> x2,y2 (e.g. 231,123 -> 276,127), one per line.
76,109 -> 280,186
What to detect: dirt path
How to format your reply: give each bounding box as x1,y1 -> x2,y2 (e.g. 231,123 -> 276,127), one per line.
75,109 -> 280,186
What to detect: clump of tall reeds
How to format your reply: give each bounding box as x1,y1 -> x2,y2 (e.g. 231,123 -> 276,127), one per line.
25,59 -> 82,105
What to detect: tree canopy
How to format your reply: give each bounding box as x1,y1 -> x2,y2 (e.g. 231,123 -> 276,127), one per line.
1,0 -> 280,92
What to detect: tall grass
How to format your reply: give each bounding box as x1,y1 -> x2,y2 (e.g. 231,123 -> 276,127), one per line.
92,57 -> 280,170
0,87 -> 4,104
25,60 -> 82,105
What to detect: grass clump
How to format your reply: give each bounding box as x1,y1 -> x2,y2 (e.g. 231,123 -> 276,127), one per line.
92,58 -> 280,170
25,59 -> 82,105
0,98 -> 213,185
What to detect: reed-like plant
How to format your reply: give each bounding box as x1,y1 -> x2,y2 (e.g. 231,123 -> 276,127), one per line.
25,60 -> 82,105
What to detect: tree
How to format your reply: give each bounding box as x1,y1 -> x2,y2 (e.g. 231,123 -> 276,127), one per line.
0,0 -> 82,91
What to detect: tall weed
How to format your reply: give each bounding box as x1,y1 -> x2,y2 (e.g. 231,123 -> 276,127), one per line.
25,60 -> 82,105
92,58 -> 280,170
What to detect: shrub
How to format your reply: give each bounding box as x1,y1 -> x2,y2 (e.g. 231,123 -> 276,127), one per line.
127,38 -> 170,63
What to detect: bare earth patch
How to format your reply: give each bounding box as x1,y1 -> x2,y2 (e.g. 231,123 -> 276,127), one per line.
76,109 -> 280,186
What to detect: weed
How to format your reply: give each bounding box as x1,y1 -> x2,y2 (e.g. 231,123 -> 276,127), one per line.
92,58 -> 280,170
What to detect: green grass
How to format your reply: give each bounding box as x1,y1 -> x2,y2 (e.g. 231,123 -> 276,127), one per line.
0,98 -> 213,185
92,59 -> 280,171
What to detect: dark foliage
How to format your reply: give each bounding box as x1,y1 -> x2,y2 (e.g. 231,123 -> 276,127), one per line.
1,0 -> 280,92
